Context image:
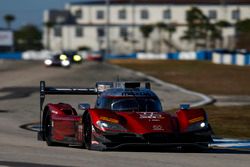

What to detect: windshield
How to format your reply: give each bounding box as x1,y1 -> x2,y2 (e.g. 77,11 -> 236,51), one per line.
96,97 -> 162,112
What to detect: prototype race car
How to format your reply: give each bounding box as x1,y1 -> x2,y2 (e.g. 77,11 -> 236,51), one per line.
44,54 -> 71,68
38,81 -> 212,151
61,51 -> 83,64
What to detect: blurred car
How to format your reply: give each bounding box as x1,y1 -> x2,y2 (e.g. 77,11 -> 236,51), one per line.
44,54 -> 71,68
61,51 -> 83,64
78,50 -> 103,62
87,51 -> 103,62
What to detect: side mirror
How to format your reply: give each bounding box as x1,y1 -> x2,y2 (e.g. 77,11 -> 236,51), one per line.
180,104 -> 190,110
78,103 -> 90,110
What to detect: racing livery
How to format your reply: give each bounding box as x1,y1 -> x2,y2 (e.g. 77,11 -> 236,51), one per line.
38,81 -> 212,151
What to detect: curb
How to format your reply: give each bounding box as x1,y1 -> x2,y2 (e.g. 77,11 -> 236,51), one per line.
109,63 -> 214,108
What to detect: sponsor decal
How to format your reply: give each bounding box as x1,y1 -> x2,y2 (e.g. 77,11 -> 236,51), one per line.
139,112 -> 165,119
152,125 -> 164,131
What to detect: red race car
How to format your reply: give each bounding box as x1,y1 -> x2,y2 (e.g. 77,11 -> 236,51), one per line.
38,81 -> 212,151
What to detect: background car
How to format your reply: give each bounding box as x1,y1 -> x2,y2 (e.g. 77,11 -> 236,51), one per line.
44,54 -> 71,68
61,51 -> 83,64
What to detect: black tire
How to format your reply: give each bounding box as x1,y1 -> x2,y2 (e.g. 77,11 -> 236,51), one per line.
44,111 -> 56,146
83,113 -> 93,150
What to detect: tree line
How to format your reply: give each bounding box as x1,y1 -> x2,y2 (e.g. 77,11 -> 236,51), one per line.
139,7 -> 250,52
2,14 -> 42,51
2,6 -> 250,52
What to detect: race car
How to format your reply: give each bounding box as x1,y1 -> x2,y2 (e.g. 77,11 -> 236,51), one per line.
60,51 -> 83,64
38,81 -> 212,151
44,54 -> 71,68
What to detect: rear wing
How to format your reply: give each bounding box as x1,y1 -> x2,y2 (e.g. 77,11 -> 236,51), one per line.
40,81 -> 97,111
40,80 -> 151,111
38,81 -> 97,140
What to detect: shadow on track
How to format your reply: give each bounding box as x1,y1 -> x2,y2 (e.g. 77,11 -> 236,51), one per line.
0,161 -> 69,167
0,86 -> 38,101
20,123 -> 250,154
106,146 -> 250,154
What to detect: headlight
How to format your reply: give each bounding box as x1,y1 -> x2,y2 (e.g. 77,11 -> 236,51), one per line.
73,55 -> 82,62
187,122 -> 207,132
96,120 -> 127,132
59,54 -> 68,61
200,122 -> 206,128
61,60 -> 70,67
44,59 -> 52,66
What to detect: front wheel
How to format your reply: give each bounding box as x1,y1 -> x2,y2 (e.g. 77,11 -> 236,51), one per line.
83,113 -> 93,150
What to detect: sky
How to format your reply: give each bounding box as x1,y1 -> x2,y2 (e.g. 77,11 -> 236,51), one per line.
0,0 -> 78,30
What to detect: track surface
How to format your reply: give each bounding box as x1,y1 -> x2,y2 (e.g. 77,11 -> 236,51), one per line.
0,60 -> 249,167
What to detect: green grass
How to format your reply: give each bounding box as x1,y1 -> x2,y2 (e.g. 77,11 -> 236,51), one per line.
205,105 -> 250,139
110,59 -> 250,95
110,59 -> 250,138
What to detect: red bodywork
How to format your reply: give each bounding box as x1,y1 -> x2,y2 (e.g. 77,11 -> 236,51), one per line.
39,81 -> 211,150
44,103 -> 209,147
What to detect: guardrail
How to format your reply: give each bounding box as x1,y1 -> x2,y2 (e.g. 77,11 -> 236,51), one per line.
1,50 -> 250,66
106,51 -> 213,61
0,52 -> 22,60
212,52 -> 250,66
0,50 -> 57,61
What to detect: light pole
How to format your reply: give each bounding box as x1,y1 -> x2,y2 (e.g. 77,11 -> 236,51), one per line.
131,0 -> 135,53
235,6 -> 240,50
105,0 -> 111,59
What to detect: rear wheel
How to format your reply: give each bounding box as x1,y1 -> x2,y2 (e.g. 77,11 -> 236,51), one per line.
44,111 -> 56,146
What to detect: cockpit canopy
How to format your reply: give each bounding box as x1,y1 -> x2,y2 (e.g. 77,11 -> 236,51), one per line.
95,88 -> 163,112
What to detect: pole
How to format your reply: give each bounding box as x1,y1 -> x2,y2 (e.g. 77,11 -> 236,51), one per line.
235,6 -> 240,50
105,0 -> 110,60
131,0 -> 135,53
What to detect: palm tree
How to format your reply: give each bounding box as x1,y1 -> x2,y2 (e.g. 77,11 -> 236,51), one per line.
165,23 -> 176,52
4,14 -> 15,29
155,22 -> 167,53
44,21 -> 55,50
181,7 -> 210,50
139,24 -> 154,52
215,20 -> 231,48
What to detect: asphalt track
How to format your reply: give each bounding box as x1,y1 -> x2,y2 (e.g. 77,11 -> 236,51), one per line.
0,60 -> 250,167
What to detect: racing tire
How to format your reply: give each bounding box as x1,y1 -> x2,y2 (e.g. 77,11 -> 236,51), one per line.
83,113 -> 107,151
44,111 -> 57,146
83,113 -> 93,150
